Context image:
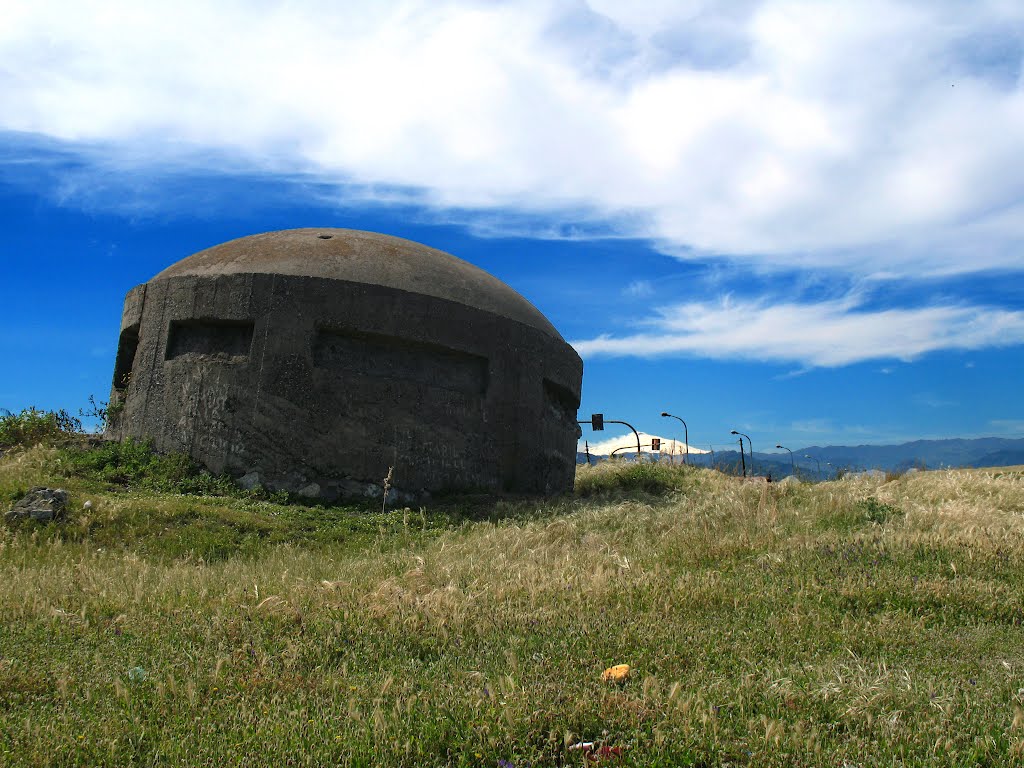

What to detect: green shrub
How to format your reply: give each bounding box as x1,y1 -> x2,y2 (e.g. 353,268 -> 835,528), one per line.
78,394 -> 117,433
62,438 -> 239,496
858,496 -> 903,524
817,496 -> 904,531
0,407 -> 82,448
574,459 -> 694,497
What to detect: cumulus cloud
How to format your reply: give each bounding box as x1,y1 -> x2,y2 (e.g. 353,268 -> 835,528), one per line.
2,0 -> 1023,276
581,432 -> 708,456
571,295 -> 1024,367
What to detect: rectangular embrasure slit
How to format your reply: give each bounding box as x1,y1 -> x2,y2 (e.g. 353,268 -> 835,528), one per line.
313,327 -> 488,395
166,319 -> 254,363
113,324 -> 140,390
543,378 -> 579,421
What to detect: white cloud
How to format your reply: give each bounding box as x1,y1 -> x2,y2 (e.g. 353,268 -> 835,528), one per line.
580,431 -> 708,456
989,419 -> 1024,435
1,0 -> 1023,277
571,295 -> 1024,367
912,393 -> 958,409
623,279 -> 654,298
789,419 -> 835,435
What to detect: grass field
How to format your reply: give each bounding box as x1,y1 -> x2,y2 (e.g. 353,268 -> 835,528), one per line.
2,445 -> 1023,766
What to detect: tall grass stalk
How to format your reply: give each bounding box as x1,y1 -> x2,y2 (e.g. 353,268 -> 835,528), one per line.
2,453 -> 1023,766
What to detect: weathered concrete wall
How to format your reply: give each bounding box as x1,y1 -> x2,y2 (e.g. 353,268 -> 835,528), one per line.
106,236 -> 582,499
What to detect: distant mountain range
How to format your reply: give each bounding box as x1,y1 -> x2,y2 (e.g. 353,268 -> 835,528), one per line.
578,436 -> 1024,479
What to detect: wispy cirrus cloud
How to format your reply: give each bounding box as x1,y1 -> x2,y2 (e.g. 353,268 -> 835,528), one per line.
623,279 -> 655,298
571,295 -> 1024,367
1,0 -> 1023,277
990,419 -> 1024,435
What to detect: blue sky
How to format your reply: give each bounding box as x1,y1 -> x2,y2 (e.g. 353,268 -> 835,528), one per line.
1,0 -> 1023,454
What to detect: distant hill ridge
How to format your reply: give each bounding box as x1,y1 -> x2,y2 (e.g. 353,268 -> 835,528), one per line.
797,437 -> 1024,471
579,436 -> 1024,476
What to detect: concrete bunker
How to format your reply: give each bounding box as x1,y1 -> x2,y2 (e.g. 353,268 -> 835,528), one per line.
105,228 -> 583,499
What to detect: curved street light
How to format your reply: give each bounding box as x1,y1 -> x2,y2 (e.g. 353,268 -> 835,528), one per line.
804,454 -> 821,475
660,411 -> 689,464
579,414 -> 643,460
607,419 -> 643,460
731,430 -> 752,473
611,443 -> 651,457
733,436 -> 747,477
776,444 -> 795,475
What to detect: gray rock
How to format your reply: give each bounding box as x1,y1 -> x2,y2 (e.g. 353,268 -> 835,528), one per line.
339,479 -> 382,499
237,471 -> 262,491
330,478 -> 424,506
6,487 -> 69,524
296,482 -> 321,498
843,469 -> 886,481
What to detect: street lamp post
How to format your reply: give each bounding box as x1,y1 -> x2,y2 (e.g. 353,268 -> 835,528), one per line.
776,444 -> 795,475
804,454 -> 821,476
611,444 -> 651,457
731,430 -> 752,474
660,412 -> 689,465
605,420 -> 642,460
735,437 -> 746,477
580,415 -> 642,461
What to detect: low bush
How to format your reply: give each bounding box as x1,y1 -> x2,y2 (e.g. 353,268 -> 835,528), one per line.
858,496 -> 903,524
817,495 -> 904,532
574,459 -> 695,497
61,438 -> 240,496
0,406 -> 82,449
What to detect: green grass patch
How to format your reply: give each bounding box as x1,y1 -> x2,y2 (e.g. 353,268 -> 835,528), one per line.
0,407 -> 82,449
574,459 -> 698,497
2,449 -> 1024,765
816,496 -> 905,533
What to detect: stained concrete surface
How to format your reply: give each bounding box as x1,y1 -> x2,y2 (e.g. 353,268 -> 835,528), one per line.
107,229 -> 582,499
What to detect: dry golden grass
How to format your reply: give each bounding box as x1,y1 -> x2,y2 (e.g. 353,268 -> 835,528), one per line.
1,451 -> 1023,765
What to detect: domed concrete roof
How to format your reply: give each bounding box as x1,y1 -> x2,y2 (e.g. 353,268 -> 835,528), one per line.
153,228 -> 562,340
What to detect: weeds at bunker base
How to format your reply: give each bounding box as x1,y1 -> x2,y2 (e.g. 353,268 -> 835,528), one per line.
2,449 -> 1024,766
105,228 -> 582,500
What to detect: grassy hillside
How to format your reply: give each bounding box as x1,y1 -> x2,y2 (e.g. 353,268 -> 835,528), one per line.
2,446 -> 1023,766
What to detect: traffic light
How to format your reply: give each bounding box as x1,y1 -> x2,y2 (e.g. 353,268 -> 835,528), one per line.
591,413 -> 604,431
651,438 -> 661,451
